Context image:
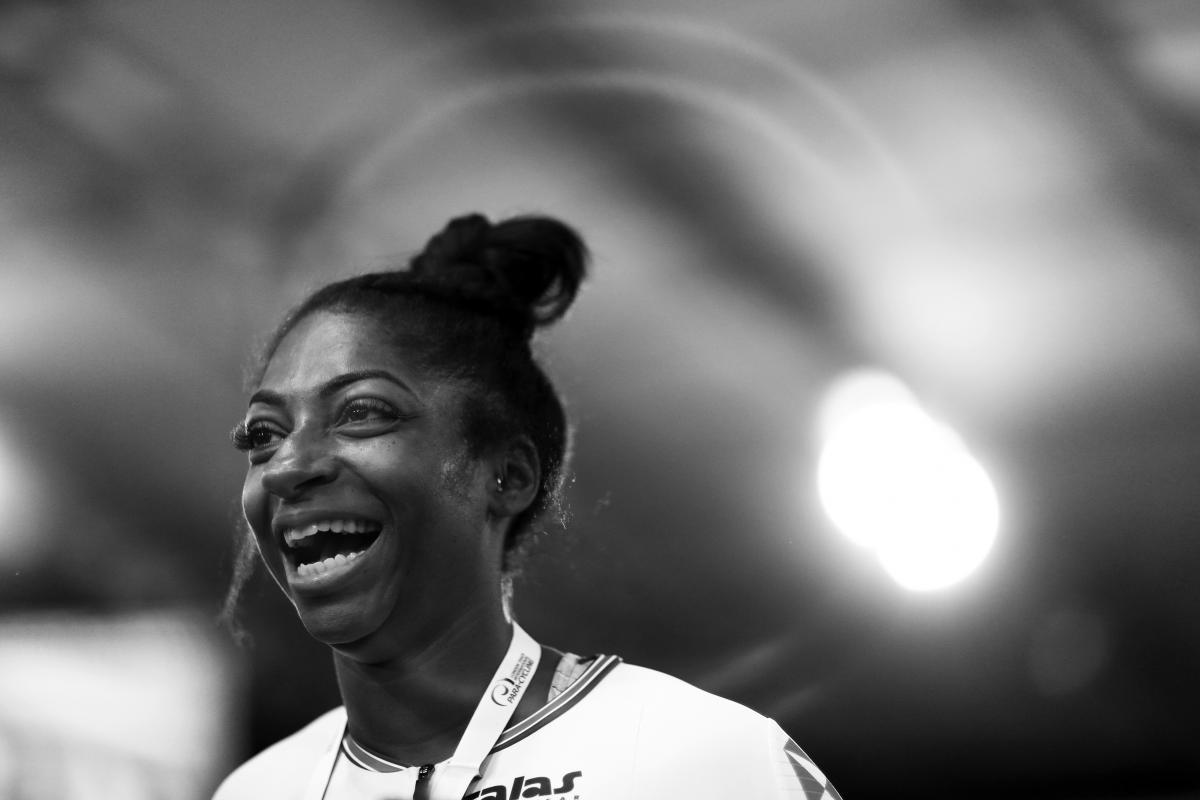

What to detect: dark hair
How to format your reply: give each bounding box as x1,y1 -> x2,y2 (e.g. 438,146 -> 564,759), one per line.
221,213 -> 588,634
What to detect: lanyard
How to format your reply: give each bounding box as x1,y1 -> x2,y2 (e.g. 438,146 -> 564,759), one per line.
304,622 -> 541,800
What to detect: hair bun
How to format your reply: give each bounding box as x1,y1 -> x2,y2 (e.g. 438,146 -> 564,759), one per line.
410,213 -> 588,336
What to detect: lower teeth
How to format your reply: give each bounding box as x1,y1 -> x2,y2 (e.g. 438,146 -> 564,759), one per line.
297,551 -> 361,577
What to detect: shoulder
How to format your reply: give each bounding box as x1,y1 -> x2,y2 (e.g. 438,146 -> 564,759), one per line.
603,660 -> 772,733
212,707 -> 345,800
580,661 -> 840,798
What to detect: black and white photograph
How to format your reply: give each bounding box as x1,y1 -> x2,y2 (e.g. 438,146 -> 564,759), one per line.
1,2 -> 1198,799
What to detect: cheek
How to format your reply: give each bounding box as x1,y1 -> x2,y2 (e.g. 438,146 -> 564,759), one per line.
240,472 -> 271,546
436,445 -> 485,501
241,472 -> 289,591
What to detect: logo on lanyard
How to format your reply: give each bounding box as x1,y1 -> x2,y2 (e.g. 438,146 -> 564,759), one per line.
490,651 -> 535,705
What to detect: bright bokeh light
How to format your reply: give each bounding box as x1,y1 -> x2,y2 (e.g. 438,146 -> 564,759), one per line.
817,370 -> 999,590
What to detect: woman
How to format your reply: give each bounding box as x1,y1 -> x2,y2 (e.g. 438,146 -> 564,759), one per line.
215,213 -> 841,800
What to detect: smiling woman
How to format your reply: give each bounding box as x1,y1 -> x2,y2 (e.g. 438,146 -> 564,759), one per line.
214,213 -> 842,800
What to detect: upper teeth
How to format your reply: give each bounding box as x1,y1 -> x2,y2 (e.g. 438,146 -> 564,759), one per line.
283,519 -> 380,548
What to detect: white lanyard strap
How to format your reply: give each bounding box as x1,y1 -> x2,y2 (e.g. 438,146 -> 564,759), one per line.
426,622 -> 540,800
308,622 -> 541,800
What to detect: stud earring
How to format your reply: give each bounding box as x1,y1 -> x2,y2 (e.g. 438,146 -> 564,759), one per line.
495,475 -> 504,492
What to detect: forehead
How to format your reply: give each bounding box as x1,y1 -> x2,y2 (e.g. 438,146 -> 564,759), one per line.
258,311 -> 414,391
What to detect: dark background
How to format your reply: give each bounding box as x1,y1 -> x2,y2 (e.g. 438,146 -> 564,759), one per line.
1,1 -> 1198,798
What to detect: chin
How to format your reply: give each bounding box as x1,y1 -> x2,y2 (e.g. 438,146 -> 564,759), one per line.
294,598 -> 383,648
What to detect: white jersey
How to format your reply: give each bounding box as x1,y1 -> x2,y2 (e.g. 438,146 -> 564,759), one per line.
214,656 -> 842,800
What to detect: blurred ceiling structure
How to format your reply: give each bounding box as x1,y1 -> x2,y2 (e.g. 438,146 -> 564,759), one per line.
1,0 -> 1199,797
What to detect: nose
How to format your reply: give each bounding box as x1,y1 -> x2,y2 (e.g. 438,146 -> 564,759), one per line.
260,428 -> 338,500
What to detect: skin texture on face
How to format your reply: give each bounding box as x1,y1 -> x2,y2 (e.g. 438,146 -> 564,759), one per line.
239,311 -> 507,659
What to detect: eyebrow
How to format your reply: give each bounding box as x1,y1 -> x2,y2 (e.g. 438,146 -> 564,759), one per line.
247,369 -> 416,407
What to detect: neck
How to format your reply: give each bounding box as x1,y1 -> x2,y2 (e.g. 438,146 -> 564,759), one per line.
332,600 -> 513,766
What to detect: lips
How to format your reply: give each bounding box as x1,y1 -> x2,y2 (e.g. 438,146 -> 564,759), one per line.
277,517 -> 383,578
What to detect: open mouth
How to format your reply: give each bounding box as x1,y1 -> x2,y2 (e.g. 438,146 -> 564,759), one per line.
282,519 -> 383,578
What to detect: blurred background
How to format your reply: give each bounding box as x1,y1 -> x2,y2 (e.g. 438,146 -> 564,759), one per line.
2,0 -> 1199,797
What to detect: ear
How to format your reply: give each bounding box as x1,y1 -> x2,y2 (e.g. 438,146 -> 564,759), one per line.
487,435 -> 541,521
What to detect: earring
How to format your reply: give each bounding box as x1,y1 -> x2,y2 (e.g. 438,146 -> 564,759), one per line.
495,475 -> 504,492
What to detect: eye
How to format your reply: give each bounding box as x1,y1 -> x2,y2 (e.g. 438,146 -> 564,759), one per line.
336,397 -> 400,428
231,420 -> 285,452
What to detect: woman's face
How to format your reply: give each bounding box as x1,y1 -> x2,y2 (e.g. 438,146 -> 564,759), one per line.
238,311 -> 502,650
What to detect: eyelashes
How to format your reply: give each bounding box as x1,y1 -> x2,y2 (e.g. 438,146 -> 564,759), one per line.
230,421 -> 279,452
230,423 -> 255,452
338,397 -> 400,424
